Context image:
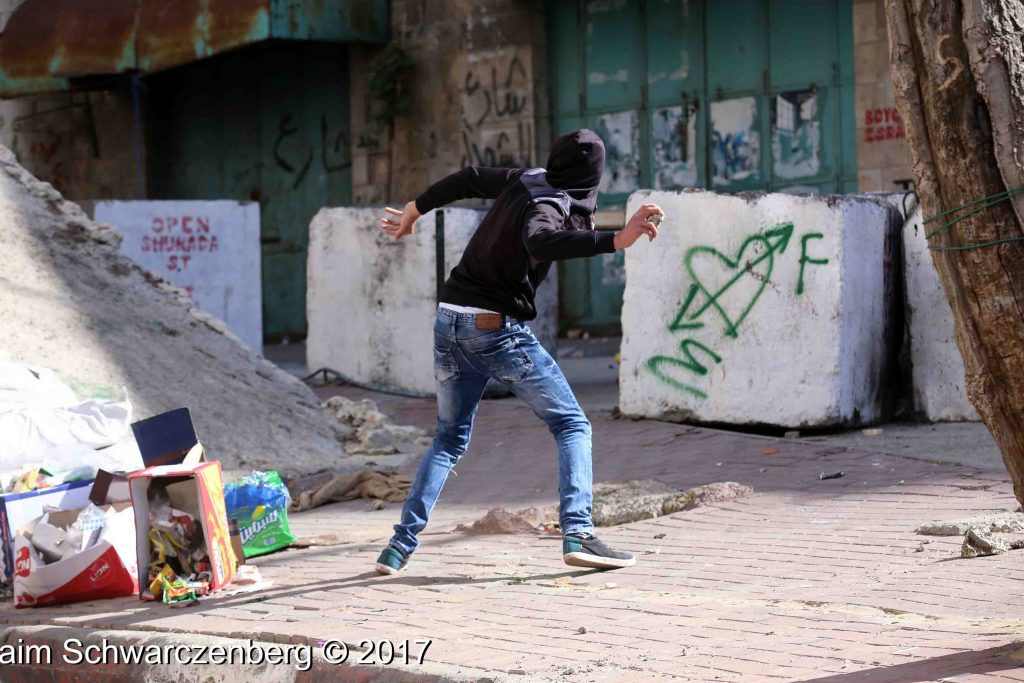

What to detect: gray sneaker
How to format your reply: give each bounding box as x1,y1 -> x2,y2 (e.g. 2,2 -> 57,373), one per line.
563,533 -> 636,569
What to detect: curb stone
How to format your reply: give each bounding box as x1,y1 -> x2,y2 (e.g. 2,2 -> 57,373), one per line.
0,625 -> 489,683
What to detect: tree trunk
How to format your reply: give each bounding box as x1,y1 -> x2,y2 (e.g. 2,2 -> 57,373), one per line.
885,0 -> 1024,506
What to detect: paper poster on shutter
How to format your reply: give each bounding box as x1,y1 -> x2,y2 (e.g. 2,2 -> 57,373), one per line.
772,89 -> 821,180
596,110 -> 640,195
652,105 -> 698,190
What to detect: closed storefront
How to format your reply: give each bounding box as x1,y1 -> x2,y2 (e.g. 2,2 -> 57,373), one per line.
549,0 -> 856,334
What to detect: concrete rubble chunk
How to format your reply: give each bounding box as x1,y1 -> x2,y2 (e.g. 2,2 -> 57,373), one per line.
961,528 -> 1011,558
593,479 -> 754,527
0,144 -> 408,472
620,190 -> 901,428
915,511 -> 1024,536
322,396 -> 431,455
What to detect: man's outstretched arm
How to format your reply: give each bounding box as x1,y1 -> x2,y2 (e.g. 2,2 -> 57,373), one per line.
522,202 -> 664,261
381,166 -> 514,241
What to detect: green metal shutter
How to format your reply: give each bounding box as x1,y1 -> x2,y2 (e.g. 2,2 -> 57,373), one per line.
147,42 -> 352,340
549,0 -> 855,334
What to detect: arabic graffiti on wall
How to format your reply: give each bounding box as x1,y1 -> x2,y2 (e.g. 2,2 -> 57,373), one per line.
459,50 -> 534,168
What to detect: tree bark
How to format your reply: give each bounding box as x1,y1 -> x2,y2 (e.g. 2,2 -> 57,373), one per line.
885,0 -> 1024,506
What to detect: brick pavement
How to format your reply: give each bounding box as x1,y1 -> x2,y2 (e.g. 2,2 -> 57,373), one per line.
2,386 -> 1022,682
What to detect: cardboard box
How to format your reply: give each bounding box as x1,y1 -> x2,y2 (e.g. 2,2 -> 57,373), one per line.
130,408 -> 199,467
89,469 -> 132,506
128,445 -> 236,597
0,480 -> 94,583
13,502 -> 138,607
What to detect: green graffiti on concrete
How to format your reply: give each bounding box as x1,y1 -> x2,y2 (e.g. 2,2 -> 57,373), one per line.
645,222 -> 830,399
677,223 -> 793,339
797,232 -> 828,295
645,339 -> 723,400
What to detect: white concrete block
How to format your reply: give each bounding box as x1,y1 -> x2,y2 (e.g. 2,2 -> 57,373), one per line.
903,206 -> 979,421
620,190 -> 899,428
307,207 -> 558,396
94,200 -> 263,353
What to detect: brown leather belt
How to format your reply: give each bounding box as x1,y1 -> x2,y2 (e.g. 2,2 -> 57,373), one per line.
474,313 -> 503,330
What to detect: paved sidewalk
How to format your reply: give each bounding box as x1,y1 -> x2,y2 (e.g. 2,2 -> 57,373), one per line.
2,384 -> 1023,682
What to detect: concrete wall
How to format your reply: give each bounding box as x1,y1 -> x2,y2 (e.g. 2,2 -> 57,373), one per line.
619,190 -> 900,428
307,206 -> 558,396
350,0 -> 547,206
853,0 -> 913,192
94,200 -> 263,353
903,206 -> 979,421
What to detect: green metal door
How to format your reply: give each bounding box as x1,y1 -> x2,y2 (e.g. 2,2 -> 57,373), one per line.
549,0 -> 855,334
147,42 -> 352,340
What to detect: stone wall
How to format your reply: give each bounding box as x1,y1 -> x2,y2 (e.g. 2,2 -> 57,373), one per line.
853,0 -> 913,192
619,190 -> 901,428
0,1 -> 144,201
307,206 -> 558,396
0,90 -> 144,201
350,0 -> 547,206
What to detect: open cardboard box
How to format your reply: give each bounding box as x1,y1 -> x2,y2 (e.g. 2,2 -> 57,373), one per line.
129,444 -> 237,597
13,501 -> 137,607
1,480 -> 95,583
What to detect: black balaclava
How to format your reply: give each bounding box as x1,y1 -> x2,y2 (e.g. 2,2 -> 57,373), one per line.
545,129 -> 604,217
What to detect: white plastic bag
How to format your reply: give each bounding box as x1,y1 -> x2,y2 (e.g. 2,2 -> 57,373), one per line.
0,363 -> 134,471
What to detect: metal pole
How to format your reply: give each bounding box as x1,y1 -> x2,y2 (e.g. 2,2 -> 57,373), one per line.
435,209 -> 445,303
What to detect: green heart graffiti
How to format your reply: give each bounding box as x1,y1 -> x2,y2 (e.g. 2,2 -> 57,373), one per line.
644,222 -> 806,399
669,223 -> 793,338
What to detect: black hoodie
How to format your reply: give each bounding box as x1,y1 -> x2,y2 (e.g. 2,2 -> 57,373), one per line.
414,129 -> 617,320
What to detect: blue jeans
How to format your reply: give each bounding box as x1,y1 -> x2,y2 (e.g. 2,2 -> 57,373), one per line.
389,307 -> 594,555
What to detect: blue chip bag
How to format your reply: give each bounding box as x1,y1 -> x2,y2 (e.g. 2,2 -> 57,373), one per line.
224,471 -> 296,558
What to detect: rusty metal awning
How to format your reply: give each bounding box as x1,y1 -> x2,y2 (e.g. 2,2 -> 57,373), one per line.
0,0 -> 387,96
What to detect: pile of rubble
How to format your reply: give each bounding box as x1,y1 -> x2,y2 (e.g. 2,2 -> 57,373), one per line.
322,396 -> 431,456
916,510 -> 1024,558
0,146 -> 423,472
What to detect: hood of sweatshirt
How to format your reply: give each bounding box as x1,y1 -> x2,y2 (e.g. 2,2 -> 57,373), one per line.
545,129 -> 604,215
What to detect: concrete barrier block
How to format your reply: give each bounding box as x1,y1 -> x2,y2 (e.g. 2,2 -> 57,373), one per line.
903,207 -> 979,421
94,200 -> 263,352
620,190 -> 900,428
307,207 -> 557,396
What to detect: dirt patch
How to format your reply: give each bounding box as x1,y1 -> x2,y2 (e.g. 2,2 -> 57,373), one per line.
456,506 -> 560,535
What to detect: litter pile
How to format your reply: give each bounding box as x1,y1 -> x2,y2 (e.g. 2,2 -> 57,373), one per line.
6,406 -> 279,609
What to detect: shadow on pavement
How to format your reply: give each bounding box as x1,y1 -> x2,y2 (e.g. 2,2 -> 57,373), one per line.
791,643 -> 1024,683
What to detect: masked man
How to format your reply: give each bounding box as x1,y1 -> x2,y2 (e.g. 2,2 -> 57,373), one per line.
375,129 -> 662,574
